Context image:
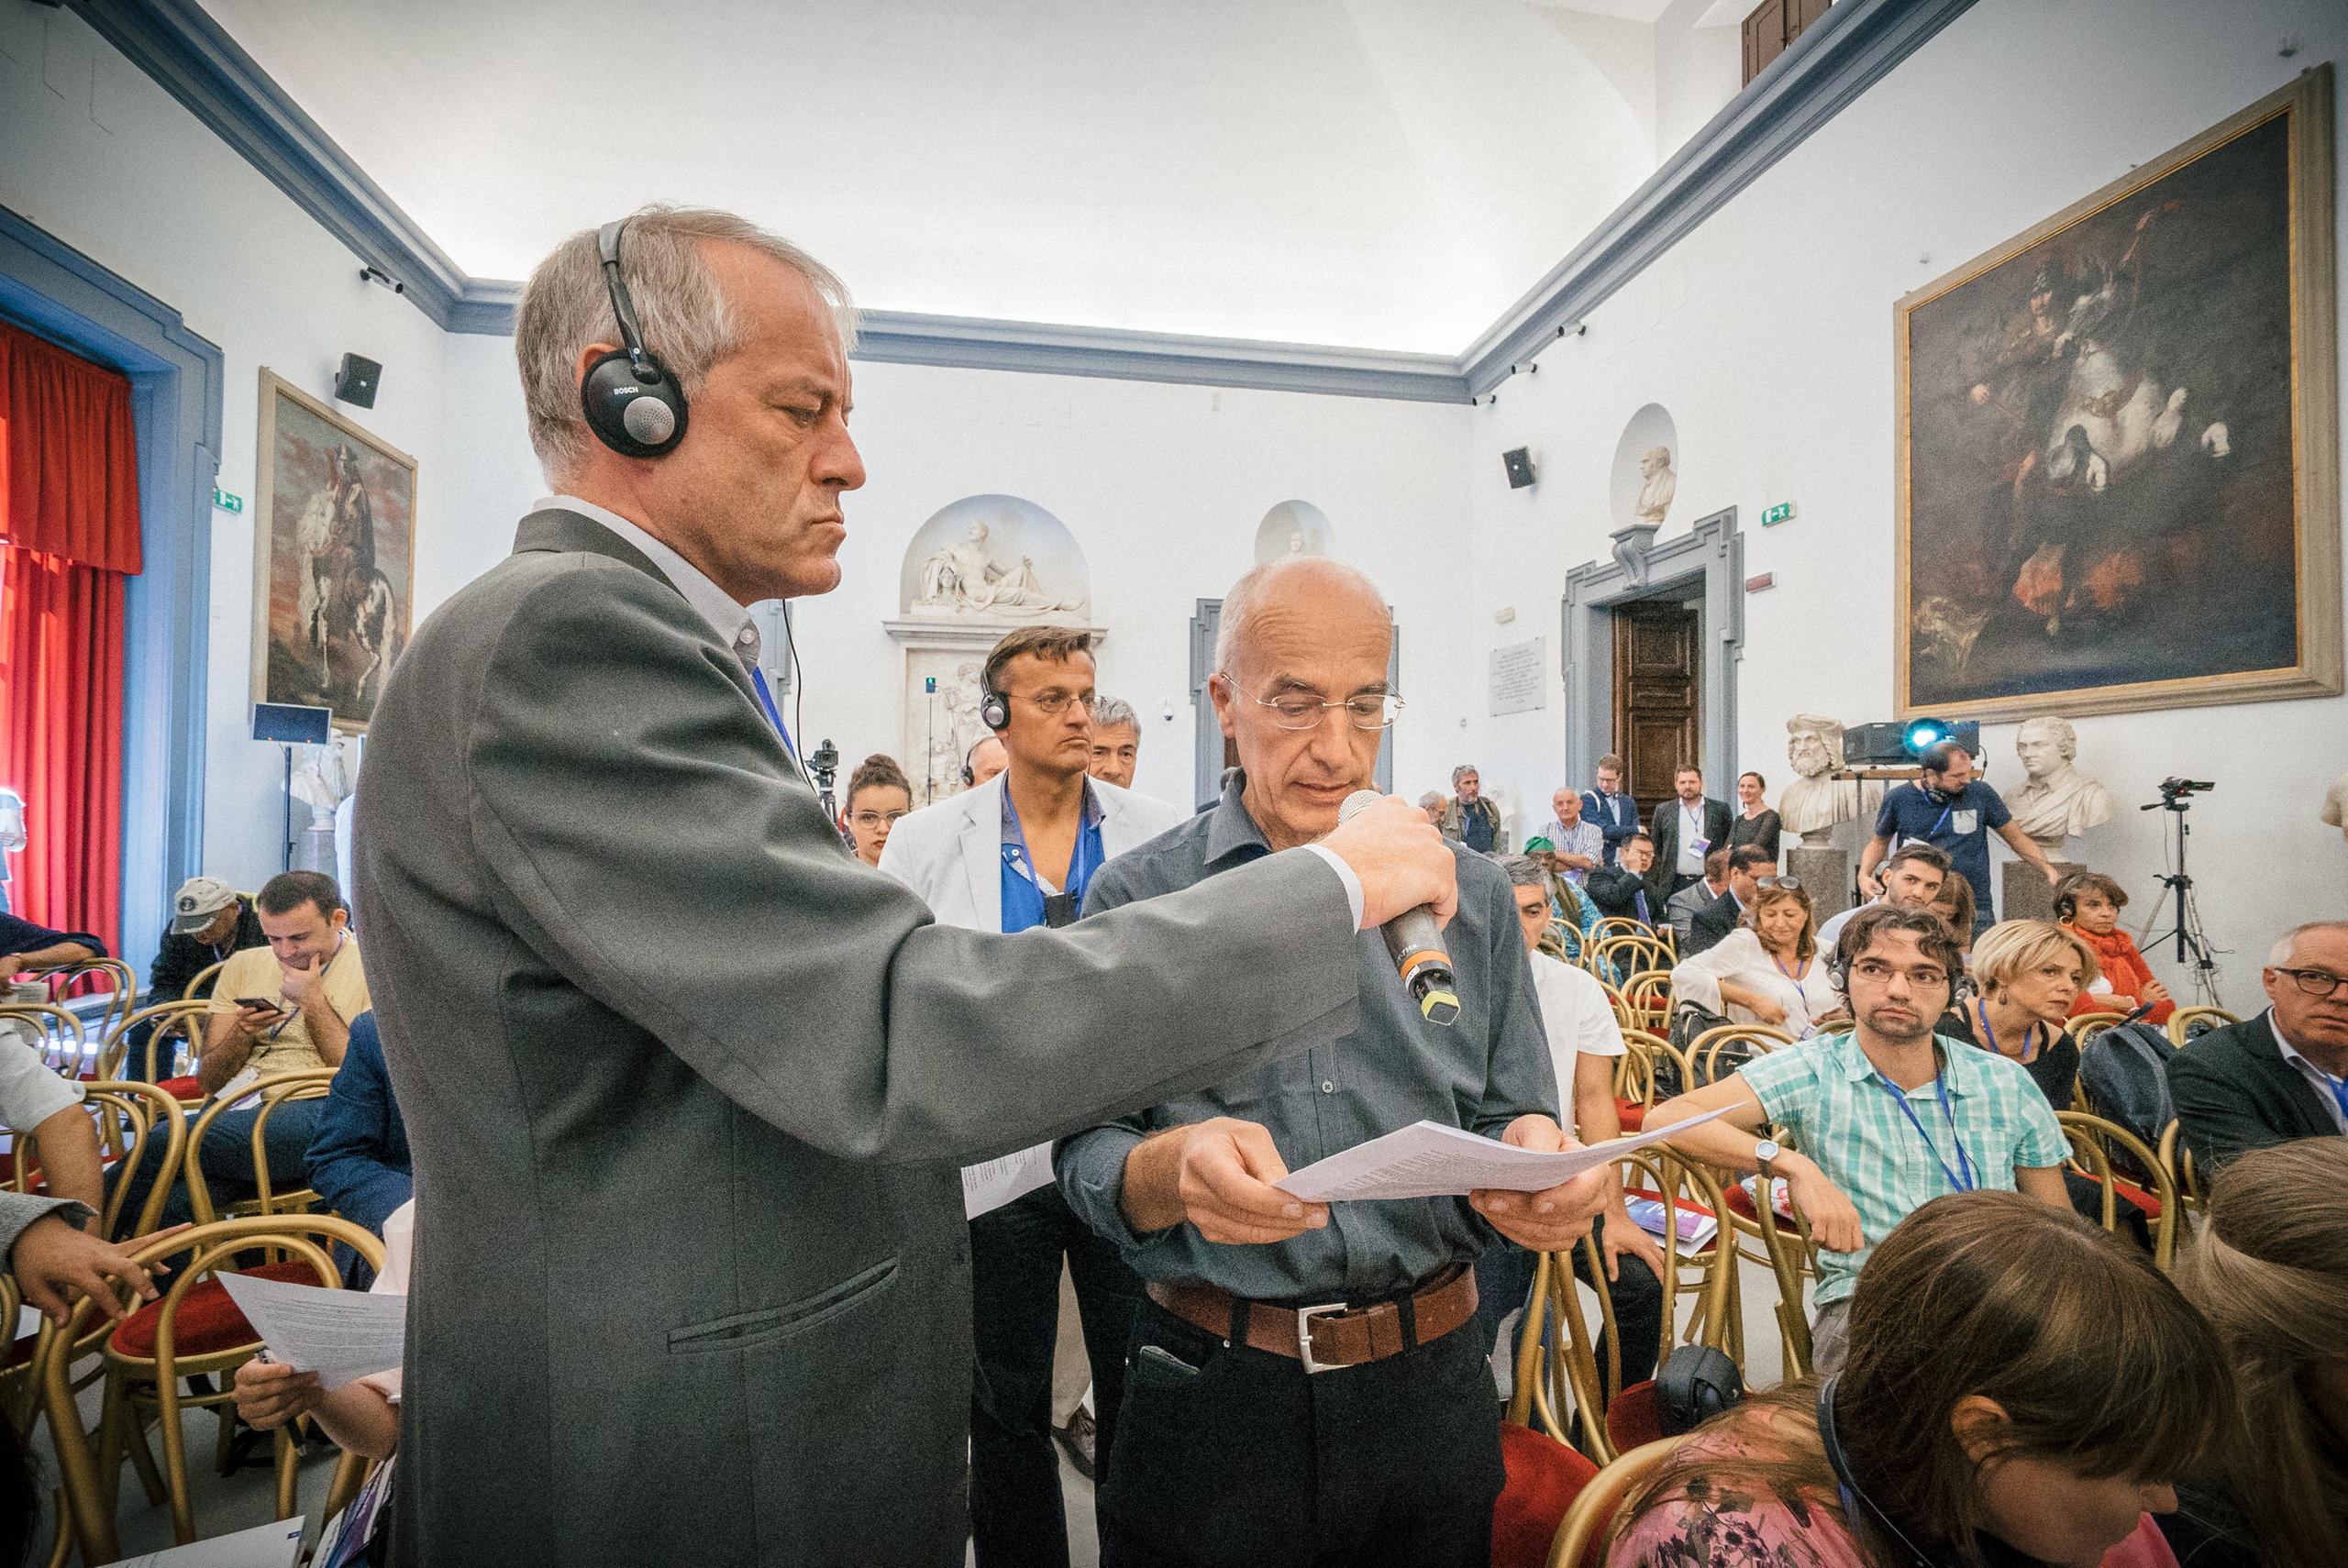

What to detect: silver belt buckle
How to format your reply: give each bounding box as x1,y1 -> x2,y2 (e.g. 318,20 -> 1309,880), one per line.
1295,1301 -> 1350,1375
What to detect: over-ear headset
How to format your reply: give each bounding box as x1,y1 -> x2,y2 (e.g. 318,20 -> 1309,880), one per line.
1817,1376 -> 1943,1566
980,679 -> 1010,733
581,219 -> 690,458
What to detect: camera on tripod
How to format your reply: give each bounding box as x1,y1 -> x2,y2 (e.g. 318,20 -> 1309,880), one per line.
2150,777 -> 2215,805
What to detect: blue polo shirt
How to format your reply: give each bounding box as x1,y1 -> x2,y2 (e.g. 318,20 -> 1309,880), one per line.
1874,780 -> 2010,907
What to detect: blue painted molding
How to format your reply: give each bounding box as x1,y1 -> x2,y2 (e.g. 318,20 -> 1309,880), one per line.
76,0 -> 1971,402
1462,0 -> 1976,395
0,201 -> 225,971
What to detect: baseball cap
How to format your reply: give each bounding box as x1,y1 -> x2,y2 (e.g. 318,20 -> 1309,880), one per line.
172,877 -> 239,933
1523,836 -> 1556,853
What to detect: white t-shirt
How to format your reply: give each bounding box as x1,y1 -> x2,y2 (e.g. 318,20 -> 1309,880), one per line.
1529,951 -> 1625,1136
358,1200 -> 413,1401
0,1032 -> 83,1134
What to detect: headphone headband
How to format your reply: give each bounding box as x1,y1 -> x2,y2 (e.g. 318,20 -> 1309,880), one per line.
581,217 -> 688,458
1817,1376 -> 1942,1567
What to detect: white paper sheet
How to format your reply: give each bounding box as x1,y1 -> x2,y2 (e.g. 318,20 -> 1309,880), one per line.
216,1270 -> 405,1390
960,1143 -> 1057,1220
119,1517 -> 305,1567
1273,1106 -> 1735,1202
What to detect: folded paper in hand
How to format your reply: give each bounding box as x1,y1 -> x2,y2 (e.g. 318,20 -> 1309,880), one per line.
118,1516 -> 304,1567
1273,1106 -> 1735,1203
961,1143 -> 1056,1220
216,1270 -> 405,1390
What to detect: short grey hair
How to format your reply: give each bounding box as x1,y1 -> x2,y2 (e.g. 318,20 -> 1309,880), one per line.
1416,790 -> 1445,812
1090,697 -> 1139,734
1213,557 -> 1390,678
1452,764 -> 1479,788
2267,920 -> 2348,967
1491,853 -> 1548,890
515,204 -> 858,482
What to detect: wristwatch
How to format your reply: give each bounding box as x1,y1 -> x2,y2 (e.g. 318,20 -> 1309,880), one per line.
1753,1138 -> 1782,1181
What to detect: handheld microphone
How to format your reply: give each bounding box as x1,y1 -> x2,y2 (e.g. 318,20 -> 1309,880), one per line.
1339,790 -> 1460,1027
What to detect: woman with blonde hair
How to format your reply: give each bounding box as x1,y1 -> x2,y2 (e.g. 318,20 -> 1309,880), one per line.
1940,920 -> 2100,1111
1610,1190 -> 2231,1567
2164,1136 -> 2348,1566
1669,882 -> 1843,1034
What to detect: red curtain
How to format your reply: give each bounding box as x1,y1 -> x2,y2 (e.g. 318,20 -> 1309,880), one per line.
0,318 -> 140,957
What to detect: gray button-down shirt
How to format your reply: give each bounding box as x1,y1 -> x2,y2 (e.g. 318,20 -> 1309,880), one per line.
1055,773 -> 1559,1303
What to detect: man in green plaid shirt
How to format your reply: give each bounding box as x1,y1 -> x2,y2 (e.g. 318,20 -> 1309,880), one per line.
1646,903 -> 2069,1371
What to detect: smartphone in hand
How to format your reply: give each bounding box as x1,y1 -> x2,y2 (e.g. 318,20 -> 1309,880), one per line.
235,997 -> 285,1016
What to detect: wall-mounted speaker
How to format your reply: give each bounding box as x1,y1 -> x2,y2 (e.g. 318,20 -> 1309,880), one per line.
252,703 -> 333,745
334,353 -> 382,409
1502,447 -> 1536,490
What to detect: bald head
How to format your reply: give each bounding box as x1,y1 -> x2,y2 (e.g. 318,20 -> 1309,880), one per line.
1216,557 -> 1390,678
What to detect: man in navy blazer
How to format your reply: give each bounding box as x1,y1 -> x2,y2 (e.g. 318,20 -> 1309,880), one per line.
2167,921 -> 2348,1174
307,1010 -> 410,1287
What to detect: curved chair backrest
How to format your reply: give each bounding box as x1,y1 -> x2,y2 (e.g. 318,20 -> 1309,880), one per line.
1617,1148 -> 1736,1361
2155,1120 -> 2201,1216
1594,977 -> 1634,1035
1684,1023 -> 1793,1088
0,1004 -> 87,1080
1599,934 -> 1673,977
83,1081 -> 191,1242
1547,1437 -> 1680,1568
1614,1032 -> 1672,1108
26,959 -> 138,1041
184,1071 -> 338,1224
180,959 -> 228,1003
1508,1242 -> 1612,1463
2070,1010 -> 2130,1045
2165,1006 -> 2237,1047
1592,917 -> 1653,944
2059,1110 -> 2180,1269
94,999 -> 216,1083
1744,1167 -> 1816,1375
1619,969 -> 1674,1033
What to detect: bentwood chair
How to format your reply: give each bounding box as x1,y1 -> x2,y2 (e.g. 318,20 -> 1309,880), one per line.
184,1070 -> 338,1224
179,961 -> 228,1004
1597,935 -> 1673,982
1617,971 -> 1674,1038
94,1000 -> 214,1086
2069,1010 -> 2131,1044
2156,1121 -> 2203,1222
1591,918 -> 1654,945
1612,1031 -> 1676,1132
1509,1240 -> 1614,1461
1681,1023 -> 1792,1090
2165,1006 -> 2237,1047
54,1214 -> 385,1556
0,1005 -> 87,1080
1546,1438 -> 1678,1568
2060,1110 -> 2180,1268
26,960 -> 139,1050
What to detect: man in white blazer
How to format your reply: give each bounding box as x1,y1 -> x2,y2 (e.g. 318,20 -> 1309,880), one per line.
880,624 -> 1181,1566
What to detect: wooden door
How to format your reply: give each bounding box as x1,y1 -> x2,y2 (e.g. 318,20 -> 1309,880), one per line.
1612,602 -> 1700,823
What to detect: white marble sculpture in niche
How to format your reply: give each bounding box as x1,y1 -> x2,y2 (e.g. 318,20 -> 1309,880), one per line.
2006,716 -> 2115,859
914,520 -> 1086,619
1781,714 -> 1883,844
1634,447 -> 1677,527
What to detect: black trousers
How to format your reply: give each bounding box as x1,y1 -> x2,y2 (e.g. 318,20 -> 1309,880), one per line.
968,1182 -> 1144,1568
1098,1293 -> 1503,1567
1470,1222 -> 1667,1393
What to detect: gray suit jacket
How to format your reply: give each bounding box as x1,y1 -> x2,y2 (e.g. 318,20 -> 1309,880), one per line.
354,509 -> 1363,1566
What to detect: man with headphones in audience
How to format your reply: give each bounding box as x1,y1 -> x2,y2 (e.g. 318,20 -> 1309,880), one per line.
352,205 -> 1458,1567
1642,903 -> 2071,1373
880,626 -> 1180,1567
964,733 -> 1009,790
1857,738 -> 2057,940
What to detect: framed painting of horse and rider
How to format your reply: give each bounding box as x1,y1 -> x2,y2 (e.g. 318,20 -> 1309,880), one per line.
249,369 -> 416,733
1896,65 -> 2340,723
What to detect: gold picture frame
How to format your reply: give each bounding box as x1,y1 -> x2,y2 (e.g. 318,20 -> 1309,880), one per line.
249,369 -> 417,734
1895,66 -> 2339,723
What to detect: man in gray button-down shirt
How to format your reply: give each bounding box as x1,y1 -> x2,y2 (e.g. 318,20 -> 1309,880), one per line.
1055,558 -> 1608,1567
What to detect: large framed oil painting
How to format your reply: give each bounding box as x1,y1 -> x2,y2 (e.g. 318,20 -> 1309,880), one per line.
1896,67 -> 2340,722
249,370 -> 416,733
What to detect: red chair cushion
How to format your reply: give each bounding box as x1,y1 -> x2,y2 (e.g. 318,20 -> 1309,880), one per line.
1493,1420 -> 1601,1568
110,1261 -> 321,1360
1605,1378 -> 1665,1455
158,1077 -> 204,1100
2112,1179 -> 2162,1220
1615,1099 -> 1646,1132
1722,1183 -> 1756,1220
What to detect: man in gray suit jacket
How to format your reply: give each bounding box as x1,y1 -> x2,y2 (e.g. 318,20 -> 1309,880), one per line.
353,206 -> 1456,1567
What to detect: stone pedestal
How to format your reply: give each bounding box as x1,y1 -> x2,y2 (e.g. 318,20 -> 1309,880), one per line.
1789,845 -> 1852,922
2004,858 -> 2064,924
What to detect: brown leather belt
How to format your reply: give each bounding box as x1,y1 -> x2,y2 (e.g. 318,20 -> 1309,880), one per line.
1146,1264 -> 1478,1374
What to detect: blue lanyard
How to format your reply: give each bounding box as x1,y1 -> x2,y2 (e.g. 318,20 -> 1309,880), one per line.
1877,1068 -> 1977,1193
748,668 -> 795,758
1002,790 -> 1103,931
2318,1068 -> 2348,1125
1975,1000 -> 2040,1065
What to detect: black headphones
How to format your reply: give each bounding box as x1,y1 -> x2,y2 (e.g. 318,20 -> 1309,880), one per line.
980,678 -> 1010,733
581,219 -> 689,458
1657,1344 -> 1743,1435
1817,1375 -> 1944,1567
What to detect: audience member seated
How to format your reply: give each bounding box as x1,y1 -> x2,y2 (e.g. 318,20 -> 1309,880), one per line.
1686,845 -> 1782,957
1607,1190 -> 2226,1568
2167,921 -> 2348,1175
0,909 -> 105,983
234,1197 -> 409,1465
1665,847 -> 1729,943
1929,871 -> 1977,961
1669,882 -> 1843,1035
1478,856 -> 1668,1389
115,871 -> 370,1234
1582,755 -> 1640,869
1728,770 -> 1781,862
307,1010 -> 410,1288
2165,1136 -> 2348,1568
1417,790 -> 1446,826
1645,906 -> 2069,1372
0,1021 -> 104,1224
1587,833 -> 1661,929
1086,696 -> 1142,790
127,876 -> 269,1080
1442,763 -> 1501,853
1524,845 -> 1602,965
2055,871 -> 2174,1024
1816,841 -> 1950,951
965,734 -> 1009,790
1940,921 -> 2095,1112
841,754 -> 913,869
1532,786 -> 1604,886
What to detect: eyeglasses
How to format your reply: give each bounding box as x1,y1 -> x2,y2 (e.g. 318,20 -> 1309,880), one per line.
1849,959 -> 1950,990
2273,966 -> 2347,999
1010,691 -> 1096,718
849,809 -> 909,831
1232,679 -> 1406,731
1754,876 -> 1801,890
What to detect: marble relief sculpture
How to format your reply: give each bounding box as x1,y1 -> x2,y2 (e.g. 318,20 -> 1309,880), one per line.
1634,447 -> 1677,526
2323,771 -> 2348,841
2006,715 -> 2115,857
914,521 -> 1086,619
1780,714 -> 1883,844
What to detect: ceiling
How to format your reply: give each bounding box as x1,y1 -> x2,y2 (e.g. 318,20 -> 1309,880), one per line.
198,0 -> 1745,353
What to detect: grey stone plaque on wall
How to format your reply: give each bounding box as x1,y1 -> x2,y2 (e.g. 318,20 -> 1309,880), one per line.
1490,637 -> 1545,717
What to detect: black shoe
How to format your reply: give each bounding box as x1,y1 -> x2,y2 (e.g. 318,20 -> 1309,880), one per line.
1052,1408 -> 1096,1481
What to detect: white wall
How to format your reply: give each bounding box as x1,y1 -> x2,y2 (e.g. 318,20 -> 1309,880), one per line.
1466,0 -> 2348,1004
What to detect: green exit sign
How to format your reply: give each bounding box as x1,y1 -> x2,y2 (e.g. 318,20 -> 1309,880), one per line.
212,488 -> 243,513
1760,501 -> 1796,526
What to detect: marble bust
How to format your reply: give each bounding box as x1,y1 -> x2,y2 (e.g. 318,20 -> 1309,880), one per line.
2005,715 -> 2114,857
1634,447 -> 1677,526
914,520 -> 1084,619
1779,713 -> 1881,844
2323,770 -> 2348,841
